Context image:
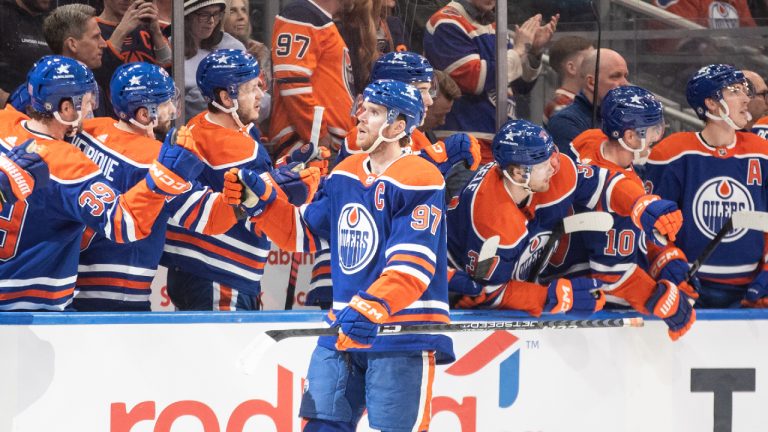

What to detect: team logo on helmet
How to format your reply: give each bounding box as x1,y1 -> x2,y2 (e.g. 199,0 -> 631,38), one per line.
692,176 -> 753,241
337,203 -> 379,274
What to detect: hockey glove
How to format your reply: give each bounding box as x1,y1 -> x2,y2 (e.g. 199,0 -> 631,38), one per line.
742,270 -> 768,308
146,127 -> 204,195
649,246 -> 699,300
334,291 -> 391,350
545,278 -> 606,316
232,167 -> 276,216
631,195 -> 683,246
265,162 -> 321,205
222,169 -> 244,205
0,139 -> 49,205
447,268 -> 483,296
420,133 -> 481,174
646,280 -> 696,341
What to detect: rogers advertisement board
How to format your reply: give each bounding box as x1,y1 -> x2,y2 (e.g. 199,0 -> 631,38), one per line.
0,311 -> 764,432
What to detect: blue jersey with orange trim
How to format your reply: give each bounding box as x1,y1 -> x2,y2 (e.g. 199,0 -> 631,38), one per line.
645,131 -> 768,285
72,118 -> 237,311
0,109 -> 169,311
570,129 -> 651,305
255,152 -> 454,363
423,1 -> 539,147
161,112 -> 272,294
751,115 -> 768,139
447,153 -> 641,289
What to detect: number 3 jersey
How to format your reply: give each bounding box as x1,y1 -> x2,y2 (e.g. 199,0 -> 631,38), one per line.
255,152 -> 455,364
645,131 -> 768,285
0,108 -> 170,311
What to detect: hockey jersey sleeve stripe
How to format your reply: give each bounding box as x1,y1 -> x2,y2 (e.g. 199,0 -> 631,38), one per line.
280,87 -> 313,97
312,265 -> 331,279
78,264 -> 156,276
195,194 -> 237,236
604,175 -> 645,216
111,204 -> 125,243
171,189 -> 207,222
0,287 -> 74,301
387,254 -> 436,276
366,269 -> 430,314
386,313 -> 450,324
165,231 -> 267,269
192,192 -> 215,233
0,275 -> 77,288
163,245 -> 265,281
76,277 -> 152,290
585,168 -> 608,209
385,243 -> 437,263
444,55 -> 485,96
273,64 -> 313,75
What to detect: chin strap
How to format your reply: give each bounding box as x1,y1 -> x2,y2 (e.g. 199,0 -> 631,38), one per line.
618,136 -> 650,166
365,121 -> 405,154
213,99 -> 246,129
706,99 -> 751,130
502,166 -> 532,194
129,118 -> 158,137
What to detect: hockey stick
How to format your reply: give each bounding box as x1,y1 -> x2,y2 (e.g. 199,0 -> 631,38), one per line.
684,210 -> 768,283
473,235 -> 500,280
238,316 -> 643,374
526,212 -> 614,283
284,106 -> 325,310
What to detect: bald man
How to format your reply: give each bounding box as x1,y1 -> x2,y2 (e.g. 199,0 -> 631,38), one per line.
743,70 -> 768,133
546,48 -> 629,158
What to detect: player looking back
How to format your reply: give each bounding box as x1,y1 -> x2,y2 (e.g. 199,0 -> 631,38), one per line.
72,62 -> 242,311
646,64 -> 768,309
234,79 -> 453,432
569,85 -> 697,340
0,55 -> 203,311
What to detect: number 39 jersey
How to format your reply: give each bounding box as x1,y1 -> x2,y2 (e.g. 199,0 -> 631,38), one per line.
0,108 -> 168,311
645,131 -> 768,285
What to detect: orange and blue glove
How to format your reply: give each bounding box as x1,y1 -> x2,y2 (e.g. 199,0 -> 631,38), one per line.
0,138 -> 48,205
420,133 -> 481,175
646,280 -> 696,341
334,291 -> 391,350
545,277 -> 606,316
146,127 -> 204,195
649,246 -> 700,300
742,271 -> 768,308
267,162 -> 321,205
631,195 -> 683,246
231,167 -> 276,216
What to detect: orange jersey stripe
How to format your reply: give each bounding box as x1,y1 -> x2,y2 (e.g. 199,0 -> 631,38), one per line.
166,231 -> 266,270
76,277 -> 151,290
386,313 -> 451,324
388,253 -> 436,276
0,287 -> 74,301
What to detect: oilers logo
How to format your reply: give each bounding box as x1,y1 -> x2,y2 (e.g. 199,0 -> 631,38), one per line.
337,204 -> 379,274
692,176 -> 753,242
708,1 -> 739,29
511,231 -> 551,281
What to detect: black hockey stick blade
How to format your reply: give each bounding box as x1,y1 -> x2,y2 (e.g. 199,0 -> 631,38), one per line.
685,211 -> 768,282
527,212 -> 614,283
237,316 -> 642,374
473,235 -> 500,280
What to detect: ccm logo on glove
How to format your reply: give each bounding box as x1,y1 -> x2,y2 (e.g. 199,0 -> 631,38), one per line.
349,296 -> 387,322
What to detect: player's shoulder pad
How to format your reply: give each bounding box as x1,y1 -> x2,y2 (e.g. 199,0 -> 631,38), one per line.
0,105 -> 28,126
428,3 -> 472,31
647,131 -> 702,163
82,117 -> 160,164
45,139 -> 101,182
755,115 -> 768,127
570,128 -> 606,160
277,0 -> 332,28
187,113 -> 258,168
384,154 -> 445,189
470,170 -> 527,246
533,153 -> 577,206
735,131 -> 768,156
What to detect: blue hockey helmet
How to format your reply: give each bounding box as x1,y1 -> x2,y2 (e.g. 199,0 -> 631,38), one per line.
362,79 -> 425,136
492,120 -> 556,169
196,49 -> 260,103
601,85 -> 664,140
371,51 -> 434,84
8,81 -> 31,113
686,64 -> 748,120
27,55 -> 98,115
111,62 -> 177,122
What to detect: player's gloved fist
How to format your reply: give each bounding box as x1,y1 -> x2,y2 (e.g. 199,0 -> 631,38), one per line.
147,127 -> 204,195
264,162 -> 321,205
420,133 -> 481,174
334,291 -> 391,350
646,280 -> 696,341
631,195 -> 683,246
222,168 -> 244,205
648,246 -> 699,301
742,270 -> 768,308
235,167 -> 276,216
0,139 -> 49,204
447,268 -> 483,296
545,278 -> 606,316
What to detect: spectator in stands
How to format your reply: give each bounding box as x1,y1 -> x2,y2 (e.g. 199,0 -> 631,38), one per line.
743,70 -> 768,131
96,0 -> 172,117
653,0 -> 755,29
336,0 -> 377,96
423,0 -> 558,163
224,0 -> 271,122
183,0 -> 246,121
543,36 -> 594,126
42,3 -> 108,116
270,0 -> 355,159
546,48 -> 629,158
375,0 -> 406,54
0,0 -> 52,107
156,0 -> 171,25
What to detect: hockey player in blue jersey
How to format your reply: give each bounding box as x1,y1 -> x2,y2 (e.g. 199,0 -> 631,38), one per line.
233,79 -> 453,432
72,62 -> 243,311
646,64 -> 768,309
0,55 -> 204,311
569,86 -> 697,340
